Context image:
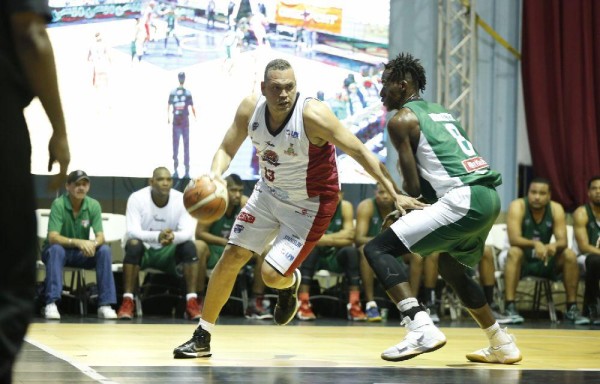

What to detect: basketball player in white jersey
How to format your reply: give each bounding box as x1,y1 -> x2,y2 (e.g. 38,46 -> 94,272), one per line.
173,58 -> 426,358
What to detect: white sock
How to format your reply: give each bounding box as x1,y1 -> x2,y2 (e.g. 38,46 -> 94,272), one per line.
397,297 -> 419,313
123,293 -> 134,299
199,318 -> 215,333
186,293 -> 198,301
366,300 -> 378,309
484,323 -> 512,346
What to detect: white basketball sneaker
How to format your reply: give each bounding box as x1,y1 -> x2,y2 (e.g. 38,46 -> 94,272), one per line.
44,302 -> 61,320
466,327 -> 522,364
381,311 -> 447,361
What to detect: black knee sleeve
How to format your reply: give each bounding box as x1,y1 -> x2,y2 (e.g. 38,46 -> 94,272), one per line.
175,241 -> 199,264
438,253 -> 486,309
363,229 -> 410,290
123,240 -> 144,265
336,246 -> 361,286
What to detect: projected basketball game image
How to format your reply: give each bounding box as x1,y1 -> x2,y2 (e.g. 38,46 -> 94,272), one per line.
27,0 -> 390,184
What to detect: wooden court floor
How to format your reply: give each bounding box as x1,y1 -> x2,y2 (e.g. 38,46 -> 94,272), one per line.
13,317 -> 600,384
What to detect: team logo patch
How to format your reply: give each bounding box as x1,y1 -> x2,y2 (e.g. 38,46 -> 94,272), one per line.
284,144 -> 297,156
252,122 -> 259,131
238,212 -> 256,223
462,156 -> 489,172
262,149 -> 280,166
285,252 -> 295,261
81,219 -> 90,228
233,224 -> 244,233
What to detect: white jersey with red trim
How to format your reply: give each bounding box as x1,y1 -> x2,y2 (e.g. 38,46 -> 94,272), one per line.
248,94 -> 340,202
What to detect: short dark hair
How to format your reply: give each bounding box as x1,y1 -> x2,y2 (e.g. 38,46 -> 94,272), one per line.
264,59 -> 292,81
384,52 -> 427,92
529,177 -> 551,190
588,176 -> 600,189
152,166 -> 170,178
225,173 -> 243,187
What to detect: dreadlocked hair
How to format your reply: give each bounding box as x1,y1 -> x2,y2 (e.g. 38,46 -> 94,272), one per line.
384,52 -> 427,92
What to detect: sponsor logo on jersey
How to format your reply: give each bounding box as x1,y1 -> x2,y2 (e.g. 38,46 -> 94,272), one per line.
285,129 -> 299,138
262,149 -> 280,166
283,234 -> 303,248
233,224 -> 244,233
153,215 -> 166,223
238,212 -> 256,223
294,208 -> 313,218
462,156 -> 489,172
81,219 -> 90,228
265,141 -> 275,147
285,252 -> 295,261
252,122 -> 259,131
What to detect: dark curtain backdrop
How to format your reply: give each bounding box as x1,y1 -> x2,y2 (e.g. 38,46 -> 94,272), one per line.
522,0 -> 600,211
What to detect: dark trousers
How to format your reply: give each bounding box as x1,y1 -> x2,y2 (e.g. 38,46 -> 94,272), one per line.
172,120 -> 190,174
0,90 -> 37,384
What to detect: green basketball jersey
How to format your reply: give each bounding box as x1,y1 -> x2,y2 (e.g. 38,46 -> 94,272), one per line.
209,203 -> 242,239
585,204 -> 600,248
522,198 -> 554,244
366,198 -> 384,237
404,100 -> 502,198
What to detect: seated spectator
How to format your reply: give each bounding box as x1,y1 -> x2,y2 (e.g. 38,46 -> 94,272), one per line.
504,178 -> 588,324
573,176 -> 600,324
355,184 -> 438,322
117,167 -> 202,320
41,170 -> 117,320
297,192 -> 366,321
195,174 -> 272,319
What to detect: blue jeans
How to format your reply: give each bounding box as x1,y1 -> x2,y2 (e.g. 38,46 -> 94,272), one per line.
41,244 -> 116,306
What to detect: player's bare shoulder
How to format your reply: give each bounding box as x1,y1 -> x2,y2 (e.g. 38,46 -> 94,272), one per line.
388,107 -> 419,136
302,98 -> 335,146
237,93 -> 260,116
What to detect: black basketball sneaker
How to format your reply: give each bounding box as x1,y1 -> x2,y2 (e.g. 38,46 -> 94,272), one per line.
273,269 -> 301,325
173,326 -> 212,359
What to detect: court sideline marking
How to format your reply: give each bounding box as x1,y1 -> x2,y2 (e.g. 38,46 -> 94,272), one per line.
25,337 -> 119,384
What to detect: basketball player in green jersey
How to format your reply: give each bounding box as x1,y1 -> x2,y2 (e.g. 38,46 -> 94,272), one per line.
573,176 -> 600,324
504,178 -> 586,324
363,52 -> 521,364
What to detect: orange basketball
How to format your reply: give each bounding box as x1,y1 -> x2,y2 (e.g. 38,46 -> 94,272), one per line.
183,175 -> 228,223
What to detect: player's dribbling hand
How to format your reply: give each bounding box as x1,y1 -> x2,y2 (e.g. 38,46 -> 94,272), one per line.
208,172 -> 226,188
394,194 -> 429,216
381,210 -> 402,232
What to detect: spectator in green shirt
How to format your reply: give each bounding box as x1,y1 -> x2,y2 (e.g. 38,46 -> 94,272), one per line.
41,170 -> 117,320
